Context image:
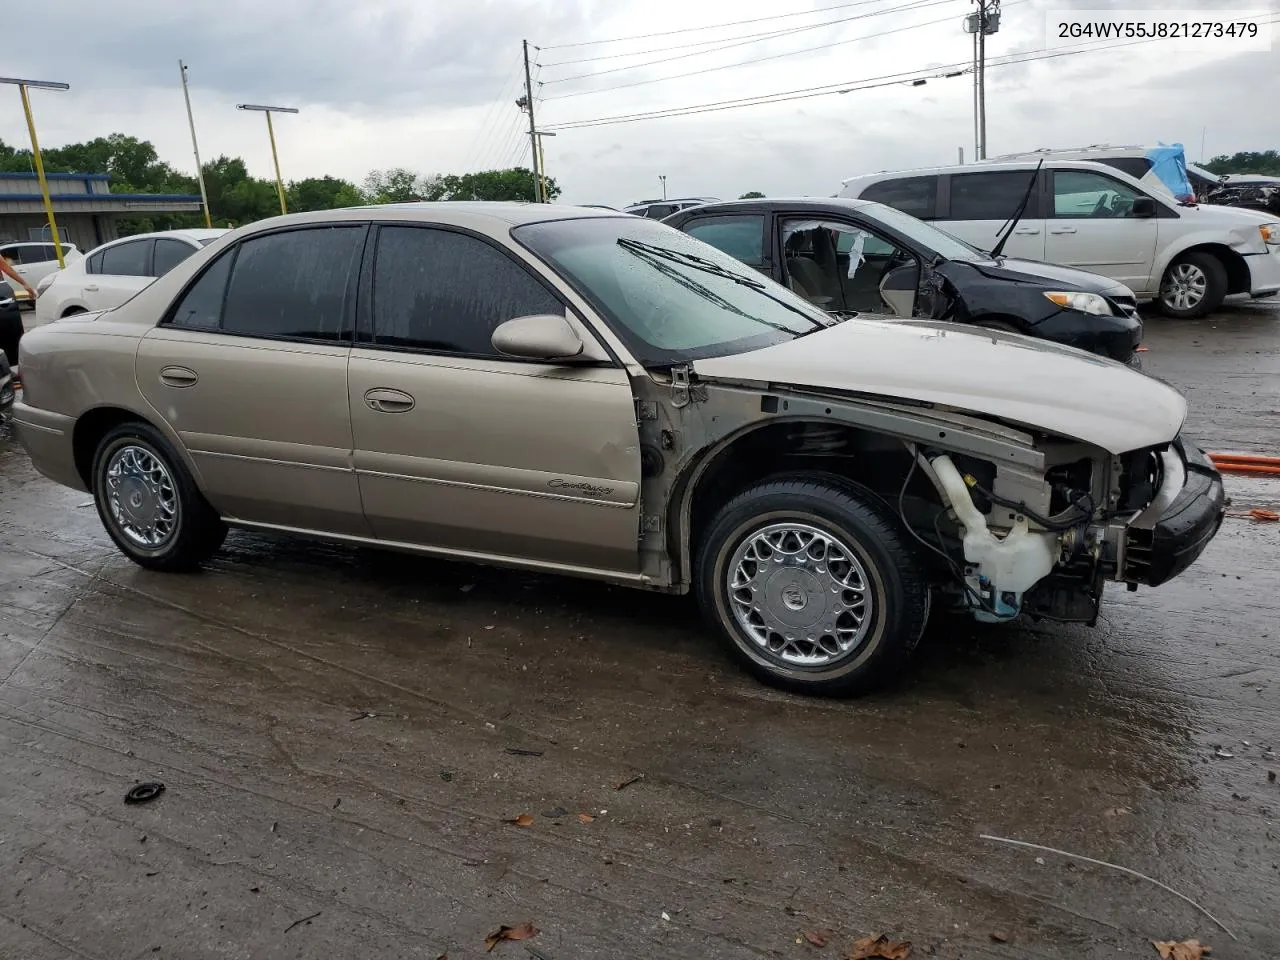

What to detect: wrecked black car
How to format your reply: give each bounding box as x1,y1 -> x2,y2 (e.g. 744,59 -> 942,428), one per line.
664,197 -> 1143,365
1202,176 -> 1280,218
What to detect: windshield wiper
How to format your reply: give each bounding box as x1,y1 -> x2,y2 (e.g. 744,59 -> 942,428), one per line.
989,158 -> 1044,260
616,237 -> 832,329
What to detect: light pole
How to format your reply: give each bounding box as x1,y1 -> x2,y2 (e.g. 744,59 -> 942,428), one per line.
963,0 -> 1001,160
0,76 -> 70,267
534,130 -> 556,203
236,102 -> 299,215
658,175 -> 667,200
179,62 -> 213,228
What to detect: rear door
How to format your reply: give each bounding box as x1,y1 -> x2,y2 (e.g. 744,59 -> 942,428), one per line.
941,170 -> 1046,260
347,223 -> 642,572
136,224 -> 369,535
679,212 -> 772,278
1044,168 -> 1159,292
86,238 -> 156,311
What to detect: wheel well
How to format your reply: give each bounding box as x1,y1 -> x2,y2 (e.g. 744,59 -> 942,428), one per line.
1170,244 -> 1251,295
61,306 -> 87,318
971,314 -> 1024,332
682,420 -> 927,566
72,407 -> 144,487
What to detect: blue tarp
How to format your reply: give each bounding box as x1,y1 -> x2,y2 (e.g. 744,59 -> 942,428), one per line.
1146,143 -> 1195,203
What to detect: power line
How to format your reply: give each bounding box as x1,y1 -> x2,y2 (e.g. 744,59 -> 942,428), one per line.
544,3 -> 999,101
538,0 -> 917,51
464,52 -> 526,172
541,0 -> 955,85
544,31 -> 1253,131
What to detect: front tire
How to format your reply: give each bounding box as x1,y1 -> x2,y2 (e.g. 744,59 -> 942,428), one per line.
92,422 -> 226,571
1158,252 -> 1227,318
695,477 -> 930,696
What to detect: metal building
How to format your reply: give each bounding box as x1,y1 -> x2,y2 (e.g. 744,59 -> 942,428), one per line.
0,171 -> 202,250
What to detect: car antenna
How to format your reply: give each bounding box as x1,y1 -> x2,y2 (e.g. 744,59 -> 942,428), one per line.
989,159 -> 1044,260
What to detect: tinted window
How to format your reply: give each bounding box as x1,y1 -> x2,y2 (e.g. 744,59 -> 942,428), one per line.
860,176 -> 937,219
644,204 -> 676,219
372,226 -> 563,355
99,240 -> 153,277
153,238 -> 197,277
221,227 -> 364,341
684,215 -> 765,266
86,252 -> 103,275
169,251 -> 234,330
1052,170 -> 1146,218
948,171 -> 1033,220
1096,157 -> 1152,180
36,244 -> 58,262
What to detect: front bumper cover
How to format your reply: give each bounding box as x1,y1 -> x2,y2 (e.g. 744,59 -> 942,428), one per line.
1119,437 -> 1224,587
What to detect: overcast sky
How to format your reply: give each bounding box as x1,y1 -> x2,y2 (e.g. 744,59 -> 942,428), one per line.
2,0 -> 1275,206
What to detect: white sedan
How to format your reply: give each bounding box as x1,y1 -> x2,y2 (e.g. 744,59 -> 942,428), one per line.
33,229 -> 228,327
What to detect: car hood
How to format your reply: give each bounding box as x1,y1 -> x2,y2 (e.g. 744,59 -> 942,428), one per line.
692,318 -> 1185,454
959,257 -> 1131,296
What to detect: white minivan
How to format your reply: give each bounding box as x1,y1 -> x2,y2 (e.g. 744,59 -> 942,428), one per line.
840,160 -> 1280,318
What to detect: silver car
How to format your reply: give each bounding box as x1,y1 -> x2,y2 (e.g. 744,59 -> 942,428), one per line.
11,203 -> 1224,695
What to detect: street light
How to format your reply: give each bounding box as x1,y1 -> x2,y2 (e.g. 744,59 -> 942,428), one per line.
0,76 -> 70,268
236,102 -> 299,215
533,130 -> 556,203
658,174 -> 667,200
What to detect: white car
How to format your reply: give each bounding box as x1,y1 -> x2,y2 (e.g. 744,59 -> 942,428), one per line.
33,229 -> 228,327
840,160 -> 1280,318
0,240 -> 82,306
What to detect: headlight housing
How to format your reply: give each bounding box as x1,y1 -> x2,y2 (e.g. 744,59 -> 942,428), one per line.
35,272 -> 58,295
1044,291 -> 1112,316
1260,223 -> 1280,246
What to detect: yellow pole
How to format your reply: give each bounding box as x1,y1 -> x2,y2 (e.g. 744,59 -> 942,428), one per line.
18,83 -> 65,268
264,110 -> 287,215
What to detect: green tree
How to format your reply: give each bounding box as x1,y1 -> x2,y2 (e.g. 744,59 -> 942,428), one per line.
420,167 -> 555,202
739,191 -> 765,199
1203,151 -> 1280,176
199,155 -> 280,227
363,168 -> 424,203
287,175 -> 365,212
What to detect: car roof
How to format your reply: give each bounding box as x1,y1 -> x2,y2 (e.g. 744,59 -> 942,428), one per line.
1,239 -> 78,247
667,197 -> 878,216
841,158 -> 1139,186
248,201 -> 628,231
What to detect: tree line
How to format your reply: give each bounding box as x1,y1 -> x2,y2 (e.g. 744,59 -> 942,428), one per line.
1201,151 -> 1280,176
0,133 -> 560,235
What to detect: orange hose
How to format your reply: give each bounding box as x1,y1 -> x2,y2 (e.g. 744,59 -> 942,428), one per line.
1211,463 -> 1280,476
1208,453 -> 1280,467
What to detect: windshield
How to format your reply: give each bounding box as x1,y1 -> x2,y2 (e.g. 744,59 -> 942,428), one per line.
513,217 -> 830,366
859,201 -> 986,261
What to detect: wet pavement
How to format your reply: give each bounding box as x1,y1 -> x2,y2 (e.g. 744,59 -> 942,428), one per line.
1,303 -> 1278,959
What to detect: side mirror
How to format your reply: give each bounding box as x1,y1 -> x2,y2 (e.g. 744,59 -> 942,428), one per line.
1131,196 -> 1157,218
491,313 -> 585,361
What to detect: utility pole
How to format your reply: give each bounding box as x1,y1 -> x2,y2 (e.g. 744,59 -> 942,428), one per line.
519,39 -> 543,202
964,0 -> 1001,160
179,61 -> 213,228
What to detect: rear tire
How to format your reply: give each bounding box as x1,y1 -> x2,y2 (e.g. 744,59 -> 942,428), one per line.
695,477 -> 930,696
1158,252 -> 1226,318
91,421 -> 226,571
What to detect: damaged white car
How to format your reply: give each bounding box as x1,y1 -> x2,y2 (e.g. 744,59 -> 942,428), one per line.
12,205 -> 1225,696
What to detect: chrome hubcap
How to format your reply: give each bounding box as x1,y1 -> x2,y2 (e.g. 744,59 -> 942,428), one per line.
727,522 -> 873,666
1162,262 -> 1207,312
105,445 -> 179,548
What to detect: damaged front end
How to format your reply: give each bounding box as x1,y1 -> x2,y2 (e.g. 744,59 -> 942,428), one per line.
901,431 -> 1225,626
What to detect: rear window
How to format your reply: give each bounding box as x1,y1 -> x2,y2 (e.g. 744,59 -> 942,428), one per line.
948,171 -> 1033,220
1096,157 -> 1153,180
858,176 -> 937,219
683,215 -> 766,266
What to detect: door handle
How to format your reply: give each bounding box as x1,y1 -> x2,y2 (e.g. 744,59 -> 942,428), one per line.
1049,226 -> 1078,235
83,284 -> 99,292
364,387 -> 415,413
159,365 -> 199,387
1012,227 -> 1040,235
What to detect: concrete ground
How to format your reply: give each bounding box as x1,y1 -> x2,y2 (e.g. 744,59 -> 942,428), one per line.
1,302 -> 1278,960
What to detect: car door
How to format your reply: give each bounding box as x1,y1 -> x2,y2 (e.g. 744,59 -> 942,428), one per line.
136,224 -> 370,536
942,170 -> 1046,260
680,213 -> 772,278
1043,169 -> 1159,292
347,223 -> 642,573
86,238 -> 156,310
